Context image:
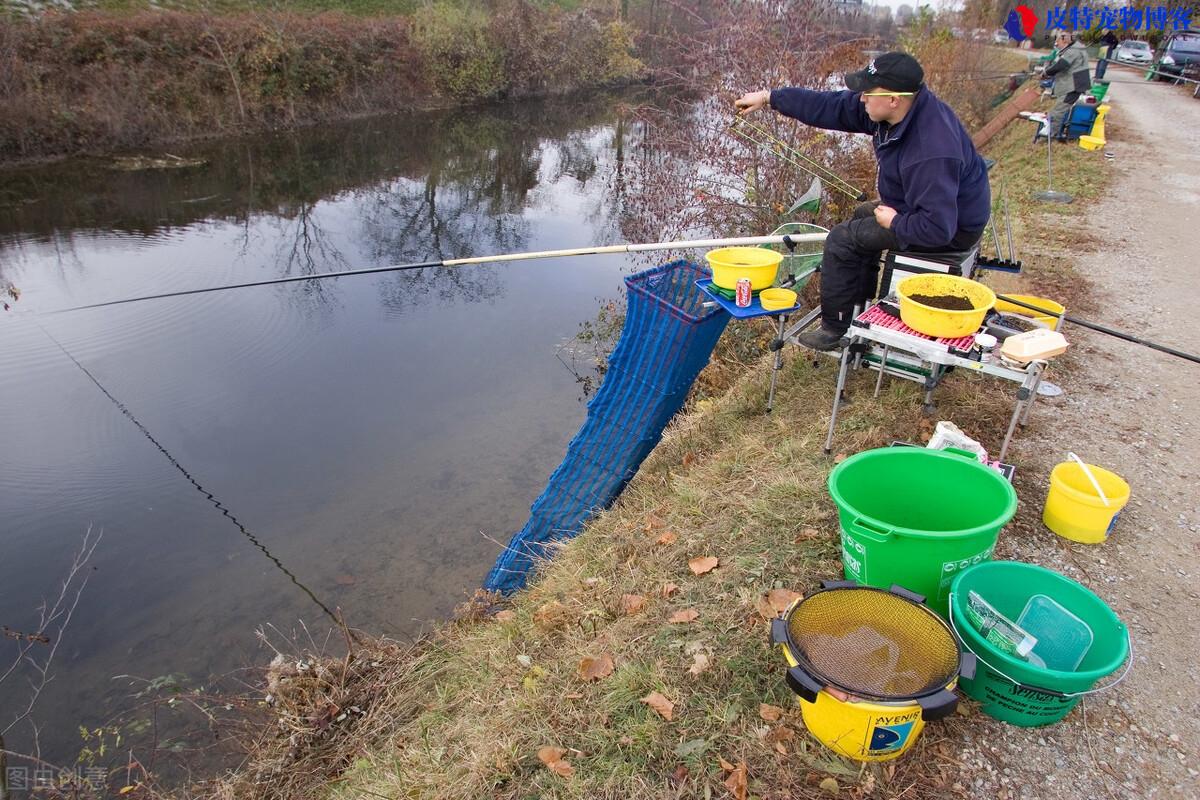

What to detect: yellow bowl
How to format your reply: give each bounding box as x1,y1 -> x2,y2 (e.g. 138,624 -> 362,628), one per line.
896,274 -> 995,338
759,287 -> 798,311
705,247 -> 783,290
994,294 -> 1064,330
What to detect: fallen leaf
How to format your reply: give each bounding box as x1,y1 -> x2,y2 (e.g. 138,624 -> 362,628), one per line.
548,760 -> 575,777
794,527 -> 820,542
674,738 -> 707,758
820,776 -> 840,795
522,665 -> 547,692
656,530 -> 678,545
687,653 -> 710,676
577,654 -> 615,682
754,595 -> 777,620
661,581 -> 679,597
759,703 -> 783,721
494,610 -> 516,622
671,764 -> 690,783
861,773 -> 876,794
620,594 -> 646,615
723,761 -> 748,800
334,574 -> 357,586
767,588 -> 802,613
682,451 -> 696,467
766,725 -> 795,743
564,692 -> 583,700
669,608 -> 699,624
534,600 -> 569,629
643,513 -> 667,531
833,453 -> 848,463
688,555 -> 719,575
718,756 -> 735,772
537,746 -> 566,765
775,741 -> 787,754
641,691 -> 674,720
516,654 -> 532,668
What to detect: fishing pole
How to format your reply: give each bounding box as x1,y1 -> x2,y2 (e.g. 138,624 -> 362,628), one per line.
32,320 -> 346,628
729,116 -> 868,202
995,293 -> 1200,366
46,233 -> 828,314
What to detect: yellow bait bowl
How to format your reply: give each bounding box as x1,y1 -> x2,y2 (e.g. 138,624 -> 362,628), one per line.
896,273 -> 995,338
705,247 -> 782,291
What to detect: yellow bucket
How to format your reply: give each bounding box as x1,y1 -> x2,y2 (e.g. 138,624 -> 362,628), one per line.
896,274 -> 995,338
994,294 -> 1065,330
795,674 -> 938,762
705,247 -> 783,290
1043,461 -> 1131,544
771,585 -> 969,762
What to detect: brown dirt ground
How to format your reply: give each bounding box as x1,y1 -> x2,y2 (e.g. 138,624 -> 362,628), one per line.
943,65 -> 1199,800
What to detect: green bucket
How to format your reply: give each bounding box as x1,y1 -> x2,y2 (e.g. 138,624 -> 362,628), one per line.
949,561 -> 1130,727
827,447 -> 1017,618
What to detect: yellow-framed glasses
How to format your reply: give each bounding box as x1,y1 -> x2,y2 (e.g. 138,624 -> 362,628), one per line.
861,91 -> 915,97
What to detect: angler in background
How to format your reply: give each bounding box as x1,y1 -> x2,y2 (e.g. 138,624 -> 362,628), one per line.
735,52 -> 991,351
1044,29 -> 1091,140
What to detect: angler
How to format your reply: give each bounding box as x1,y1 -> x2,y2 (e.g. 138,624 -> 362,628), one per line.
735,52 -> 992,351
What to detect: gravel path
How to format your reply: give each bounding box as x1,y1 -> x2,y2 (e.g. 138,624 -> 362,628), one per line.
950,69 -> 1199,800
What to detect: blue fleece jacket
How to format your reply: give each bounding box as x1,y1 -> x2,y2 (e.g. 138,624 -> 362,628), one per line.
768,86 -> 991,250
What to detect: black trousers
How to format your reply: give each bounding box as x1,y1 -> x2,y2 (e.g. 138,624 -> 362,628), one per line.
819,202 -> 984,333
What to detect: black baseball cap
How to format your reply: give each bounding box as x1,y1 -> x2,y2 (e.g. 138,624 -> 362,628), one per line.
845,52 -> 925,93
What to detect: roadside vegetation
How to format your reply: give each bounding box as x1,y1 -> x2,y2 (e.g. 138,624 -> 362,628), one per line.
196,44 -> 1113,800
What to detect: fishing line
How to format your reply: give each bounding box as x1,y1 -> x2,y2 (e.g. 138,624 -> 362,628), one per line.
32,320 -> 344,626
730,116 -> 865,200
731,116 -> 861,195
729,116 -> 867,201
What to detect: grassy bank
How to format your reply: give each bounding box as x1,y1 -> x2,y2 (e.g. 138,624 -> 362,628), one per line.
201,104 -> 1112,799
0,2 -> 644,163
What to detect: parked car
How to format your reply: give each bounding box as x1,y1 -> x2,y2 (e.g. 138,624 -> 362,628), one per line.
992,28 -> 1010,45
1114,39 -> 1152,64
1156,30 -> 1200,79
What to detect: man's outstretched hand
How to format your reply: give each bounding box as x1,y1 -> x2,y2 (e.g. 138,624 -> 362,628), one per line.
734,90 -> 771,115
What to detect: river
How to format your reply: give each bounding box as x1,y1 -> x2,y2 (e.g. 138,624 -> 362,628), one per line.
0,90 -> 648,771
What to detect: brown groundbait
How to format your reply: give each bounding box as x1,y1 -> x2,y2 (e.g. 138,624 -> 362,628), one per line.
908,293 -> 975,311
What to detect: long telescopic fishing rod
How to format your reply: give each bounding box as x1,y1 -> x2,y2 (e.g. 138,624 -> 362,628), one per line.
995,293 -> 1200,366
729,116 -> 868,202
46,233 -> 828,314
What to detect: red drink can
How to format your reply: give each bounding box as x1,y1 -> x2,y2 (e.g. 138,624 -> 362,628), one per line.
735,278 -> 752,308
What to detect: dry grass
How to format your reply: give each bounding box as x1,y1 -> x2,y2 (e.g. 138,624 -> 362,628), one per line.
206,81 -> 1115,800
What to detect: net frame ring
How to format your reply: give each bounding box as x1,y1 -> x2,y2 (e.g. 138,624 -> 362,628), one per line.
769,580 -> 976,722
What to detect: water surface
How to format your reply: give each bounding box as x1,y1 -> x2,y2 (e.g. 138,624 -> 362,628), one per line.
0,92 -> 643,767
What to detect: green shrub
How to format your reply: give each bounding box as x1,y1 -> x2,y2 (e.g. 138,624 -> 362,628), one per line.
411,2 -> 506,100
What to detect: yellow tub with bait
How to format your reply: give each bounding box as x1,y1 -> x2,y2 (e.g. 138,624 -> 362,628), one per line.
1043,460 -> 1130,544
896,274 -> 996,338
771,583 -> 973,762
